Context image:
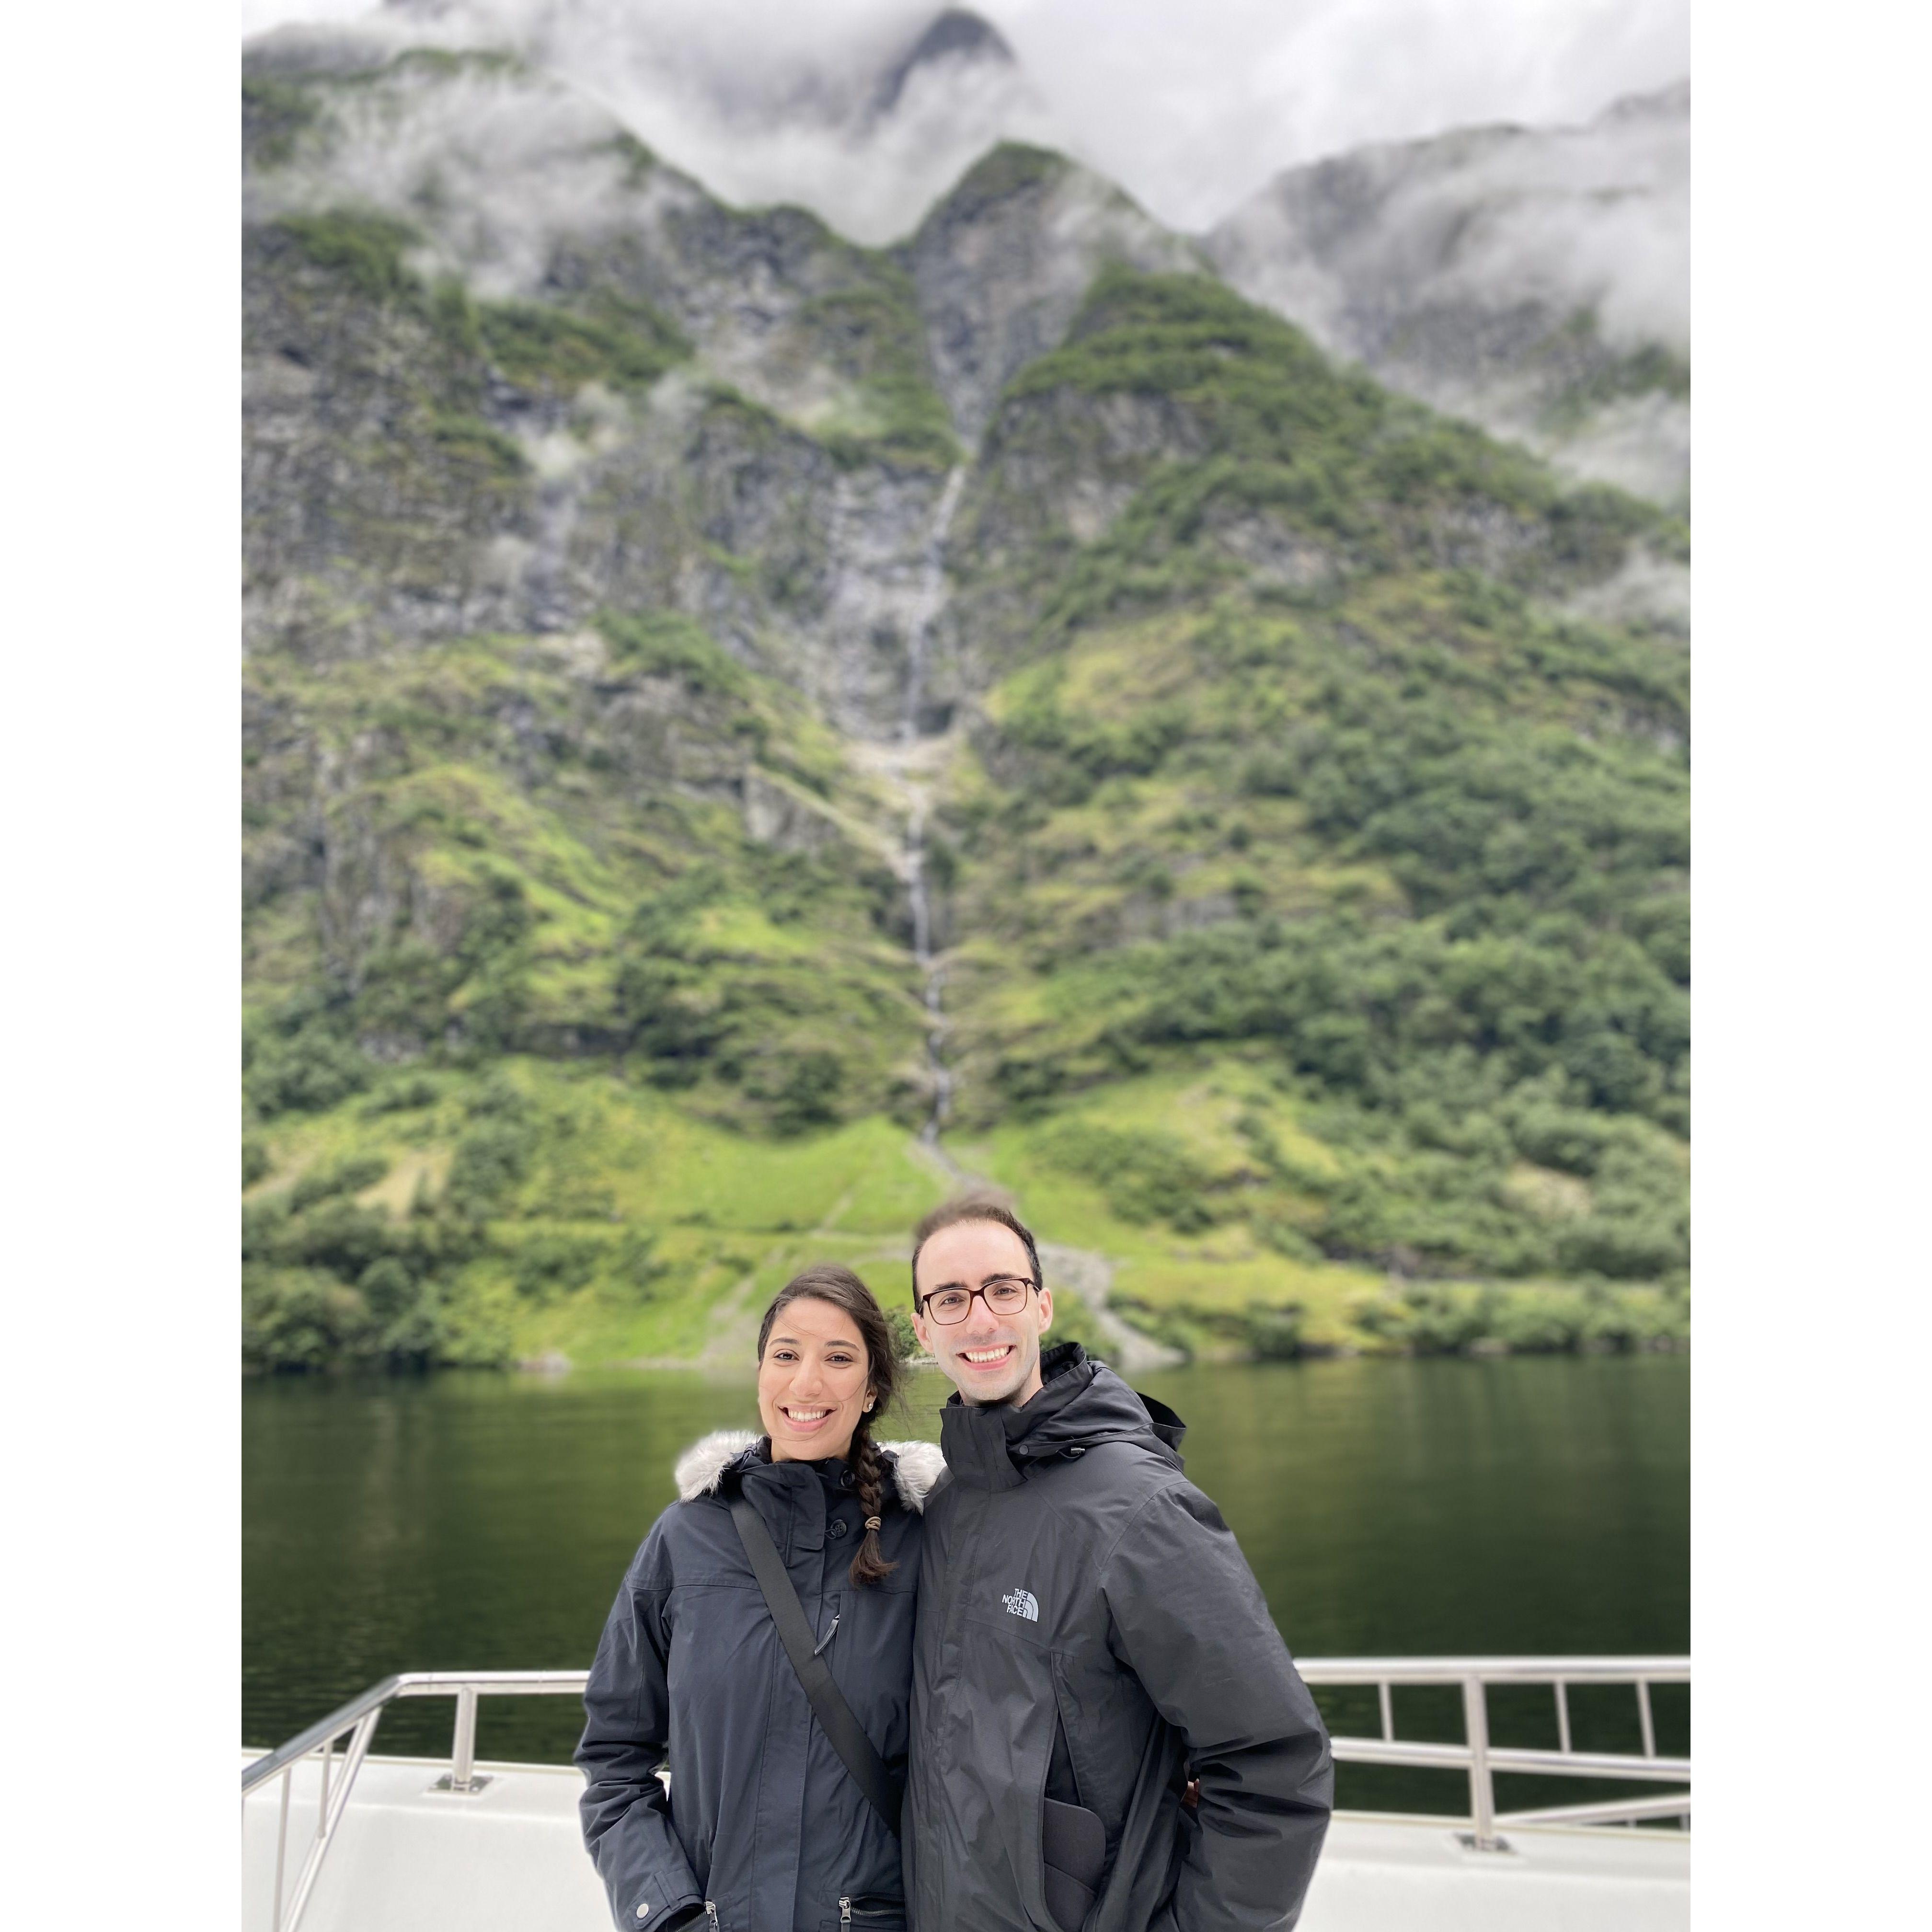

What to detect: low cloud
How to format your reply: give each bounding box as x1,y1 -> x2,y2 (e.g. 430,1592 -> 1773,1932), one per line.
243,0 -> 1689,238
1212,81 -> 1688,356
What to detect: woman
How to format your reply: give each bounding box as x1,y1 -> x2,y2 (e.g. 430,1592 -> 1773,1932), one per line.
576,1265 -> 944,1932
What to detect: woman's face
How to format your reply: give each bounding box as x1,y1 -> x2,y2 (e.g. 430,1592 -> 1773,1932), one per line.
757,1296 -> 874,1463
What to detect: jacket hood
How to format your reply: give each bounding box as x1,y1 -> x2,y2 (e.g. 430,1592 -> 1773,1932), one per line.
939,1344 -> 1186,1490
673,1428 -> 947,1512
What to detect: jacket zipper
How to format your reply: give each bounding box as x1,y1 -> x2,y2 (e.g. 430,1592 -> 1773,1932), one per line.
704,1905 -> 719,1932
839,1901 -> 851,1927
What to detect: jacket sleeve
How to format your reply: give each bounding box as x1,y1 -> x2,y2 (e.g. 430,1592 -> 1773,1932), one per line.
1100,1481 -> 1334,1932
575,1518 -> 705,1931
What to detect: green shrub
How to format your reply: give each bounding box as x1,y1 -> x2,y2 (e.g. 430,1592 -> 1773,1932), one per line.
1555,1214 -> 1685,1279
289,1153 -> 390,1214
448,1116 -> 536,1214
251,1026 -> 374,1116
1485,1287 -> 1587,1352
428,412 -> 528,481
886,1307 -> 920,1362
1353,1287 -> 1498,1355
766,1049 -> 846,1134
511,1232 -> 604,1302
272,208 -> 420,302
598,611 -> 752,696
242,1138 -> 272,1188
476,298 -> 686,395
242,1267 -> 377,1370
364,1073 -> 441,1116
1241,1304 -> 1306,1360
1035,1121 -> 1219,1230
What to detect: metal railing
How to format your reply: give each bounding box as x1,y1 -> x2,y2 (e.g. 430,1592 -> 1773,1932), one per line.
242,1669 -> 589,1932
242,1656 -> 1689,1927
1294,1656 -> 1691,1850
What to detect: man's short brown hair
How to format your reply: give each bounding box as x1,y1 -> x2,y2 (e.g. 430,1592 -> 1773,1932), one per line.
910,1195 -> 1043,1307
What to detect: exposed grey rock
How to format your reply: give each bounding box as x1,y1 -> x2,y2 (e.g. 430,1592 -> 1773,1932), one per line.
243,41 -> 978,739
869,10 -> 1017,123
902,148 -> 1204,445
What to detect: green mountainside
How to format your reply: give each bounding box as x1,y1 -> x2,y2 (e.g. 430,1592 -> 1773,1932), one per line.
242,40 -> 1688,1372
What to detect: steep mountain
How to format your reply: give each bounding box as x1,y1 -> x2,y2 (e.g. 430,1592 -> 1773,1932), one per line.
241,28 -> 1688,1373
1204,83 -> 1690,516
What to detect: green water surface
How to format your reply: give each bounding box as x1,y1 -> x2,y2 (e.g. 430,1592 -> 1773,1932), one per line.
243,1355 -> 1688,1811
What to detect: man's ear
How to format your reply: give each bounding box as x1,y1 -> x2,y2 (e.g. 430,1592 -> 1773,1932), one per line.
1035,1285 -> 1053,1338
911,1305 -> 932,1355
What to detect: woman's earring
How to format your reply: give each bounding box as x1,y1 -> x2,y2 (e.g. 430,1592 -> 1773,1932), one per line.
863,1398 -> 874,1411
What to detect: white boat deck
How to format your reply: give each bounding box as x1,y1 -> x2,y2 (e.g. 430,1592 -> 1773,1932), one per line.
242,1752 -> 1689,1932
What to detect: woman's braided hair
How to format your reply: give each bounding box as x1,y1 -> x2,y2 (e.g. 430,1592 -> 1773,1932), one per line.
756,1264 -> 904,1587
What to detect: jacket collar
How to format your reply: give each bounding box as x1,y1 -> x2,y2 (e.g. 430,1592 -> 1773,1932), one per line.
938,1343 -> 1187,1489
673,1429 -> 947,1510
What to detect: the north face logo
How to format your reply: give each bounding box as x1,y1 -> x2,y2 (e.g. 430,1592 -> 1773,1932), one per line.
1002,1588 -> 1039,1622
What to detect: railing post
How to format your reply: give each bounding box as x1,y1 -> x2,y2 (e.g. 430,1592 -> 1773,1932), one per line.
271,1764 -> 291,1932
283,1708 -> 383,1932
449,1684 -> 481,1792
1462,1676 -> 1499,1851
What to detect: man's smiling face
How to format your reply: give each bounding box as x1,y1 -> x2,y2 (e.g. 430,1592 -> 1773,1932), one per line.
912,1217 -> 1054,1407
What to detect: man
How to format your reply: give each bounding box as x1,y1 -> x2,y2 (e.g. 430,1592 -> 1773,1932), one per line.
905,1196 -> 1333,1932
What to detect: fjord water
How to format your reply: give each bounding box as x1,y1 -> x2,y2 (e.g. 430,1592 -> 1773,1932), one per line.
243,1356 -> 1687,1803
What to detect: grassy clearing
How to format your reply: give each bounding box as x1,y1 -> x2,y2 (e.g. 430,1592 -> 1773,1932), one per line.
243,1062 -> 963,1371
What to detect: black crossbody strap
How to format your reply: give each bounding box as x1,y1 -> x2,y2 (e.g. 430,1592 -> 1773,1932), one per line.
729,1494 -> 903,1836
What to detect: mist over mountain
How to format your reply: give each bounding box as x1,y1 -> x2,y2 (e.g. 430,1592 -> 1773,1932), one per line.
1206,82 -> 1690,510
332,0 -> 1054,245
240,21 -> 1689,1373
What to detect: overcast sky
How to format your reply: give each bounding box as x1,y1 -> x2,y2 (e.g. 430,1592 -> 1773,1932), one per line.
240,0 -> 1689,230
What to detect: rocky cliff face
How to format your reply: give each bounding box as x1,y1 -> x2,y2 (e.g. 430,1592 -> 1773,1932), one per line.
1204,82 -> 1689,512
244,44 -> 972,731
902,143 -> 1203,444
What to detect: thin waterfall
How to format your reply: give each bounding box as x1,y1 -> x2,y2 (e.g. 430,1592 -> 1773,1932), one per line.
900,466 -> 966,1144
902,465 -> 966,743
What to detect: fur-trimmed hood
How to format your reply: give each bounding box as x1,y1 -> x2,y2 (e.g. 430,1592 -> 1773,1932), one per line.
673,1428 -> 946,1511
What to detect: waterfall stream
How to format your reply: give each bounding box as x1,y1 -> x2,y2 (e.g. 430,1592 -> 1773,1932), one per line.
901,467 -> 966,1147
902,465 -> 966,741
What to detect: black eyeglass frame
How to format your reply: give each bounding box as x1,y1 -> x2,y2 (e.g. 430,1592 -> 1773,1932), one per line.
914,1275 -> 1041,1325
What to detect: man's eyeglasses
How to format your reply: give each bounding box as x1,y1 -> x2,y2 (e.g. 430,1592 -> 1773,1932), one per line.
918,1275 -> 1038,1325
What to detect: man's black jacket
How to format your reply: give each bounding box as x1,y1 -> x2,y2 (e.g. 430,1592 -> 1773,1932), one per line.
906,1346 -> 1333,1932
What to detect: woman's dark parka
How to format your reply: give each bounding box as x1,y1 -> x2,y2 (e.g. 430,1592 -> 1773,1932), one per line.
906,1346 -> 1333,1932
577,1430 -> 945,1932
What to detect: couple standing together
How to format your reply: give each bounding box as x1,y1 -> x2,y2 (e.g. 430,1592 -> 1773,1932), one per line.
576,1197 -> 1334,1932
